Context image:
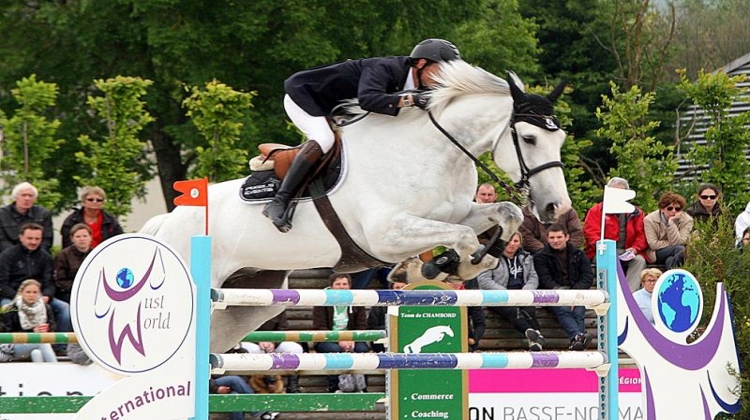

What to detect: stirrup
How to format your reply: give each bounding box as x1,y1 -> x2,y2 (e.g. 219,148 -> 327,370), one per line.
270,201 -> 298,233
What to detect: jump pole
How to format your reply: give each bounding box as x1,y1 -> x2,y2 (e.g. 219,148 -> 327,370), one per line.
191,235 -> 212,420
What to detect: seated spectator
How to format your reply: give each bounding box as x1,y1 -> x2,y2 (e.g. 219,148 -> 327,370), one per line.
240,312 -> 303,393
583,177 -> 648,292
441,278 -> 486,352
209,375 -> 273,420
518,206 -> 584,254
0,279 -> 57,363
685,183 -> 722,227
477,232 -> 544,351
633,268 -> 662,325
735,202 -> 750,247
0,223 -> 70,333
61,186 -> 123,249
0,182 -> 53,253
534,224 -> 594,350
368,279 -> 407,352
54,223 -> 93,303
644,192 -> 693,270
312,273 -> 368,393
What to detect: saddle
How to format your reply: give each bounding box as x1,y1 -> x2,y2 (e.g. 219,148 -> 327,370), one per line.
240,137 -> 342,202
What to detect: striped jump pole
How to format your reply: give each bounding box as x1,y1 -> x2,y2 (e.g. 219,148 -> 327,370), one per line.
242,330 -> 386,343
209,351 -> 607,374
211,288 -> 609,309
0,332 -> 77,344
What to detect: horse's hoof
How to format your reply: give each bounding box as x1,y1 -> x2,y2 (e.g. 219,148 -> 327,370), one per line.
421,261 -> 442,279
421,249 -> 460,279
470,246 -> 487,264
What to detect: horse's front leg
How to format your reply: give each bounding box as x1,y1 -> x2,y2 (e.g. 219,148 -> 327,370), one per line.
421,201 -> 524,280
380,215 -> 497,280
456,201 -> 524,239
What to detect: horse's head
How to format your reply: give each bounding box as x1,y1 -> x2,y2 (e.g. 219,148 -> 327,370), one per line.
500,73 -> 572,222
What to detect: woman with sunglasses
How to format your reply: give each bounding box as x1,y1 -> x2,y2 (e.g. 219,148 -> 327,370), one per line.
686,183 -> 722,226
60,186 -> 123,249
644,192 -> 694,269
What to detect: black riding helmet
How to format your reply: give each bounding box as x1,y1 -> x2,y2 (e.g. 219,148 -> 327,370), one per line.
409,38 -> 460,64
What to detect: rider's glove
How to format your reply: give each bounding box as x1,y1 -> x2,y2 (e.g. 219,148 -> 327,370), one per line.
412,92 -> 430,110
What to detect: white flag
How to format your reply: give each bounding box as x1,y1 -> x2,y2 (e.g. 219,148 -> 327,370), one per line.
602,186 -> 636,215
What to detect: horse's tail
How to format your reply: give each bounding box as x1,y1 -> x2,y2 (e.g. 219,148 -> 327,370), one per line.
140,213 -> 170,236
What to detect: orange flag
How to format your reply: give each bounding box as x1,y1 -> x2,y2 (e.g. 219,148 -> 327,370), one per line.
173,178 -> 208,207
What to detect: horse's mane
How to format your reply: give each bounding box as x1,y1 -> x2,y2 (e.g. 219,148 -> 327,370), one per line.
428,60 -> 510,110
337,60 -> 511,118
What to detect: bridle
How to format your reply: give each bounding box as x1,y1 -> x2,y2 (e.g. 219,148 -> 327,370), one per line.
427,110 -> 564,206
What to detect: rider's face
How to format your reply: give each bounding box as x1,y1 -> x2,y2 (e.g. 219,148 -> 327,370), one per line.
416,60 -> 441,88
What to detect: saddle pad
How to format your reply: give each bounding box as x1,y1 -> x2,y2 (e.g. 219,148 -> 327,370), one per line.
238,156 -> 344,204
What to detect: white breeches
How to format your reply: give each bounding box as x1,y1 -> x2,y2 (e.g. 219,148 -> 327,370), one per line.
284,94 -> 335,153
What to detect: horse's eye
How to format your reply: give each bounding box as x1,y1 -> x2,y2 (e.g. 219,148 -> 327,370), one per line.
522,135 -> 537,145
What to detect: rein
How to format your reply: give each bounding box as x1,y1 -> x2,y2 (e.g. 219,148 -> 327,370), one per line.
427,110 -> 563,206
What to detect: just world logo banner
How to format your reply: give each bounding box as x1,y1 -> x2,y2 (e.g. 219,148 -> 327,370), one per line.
71,234 -> 195,375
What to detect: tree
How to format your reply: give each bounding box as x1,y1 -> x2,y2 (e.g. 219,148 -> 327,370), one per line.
0,75 -> 63,210
0,0 -> 541,212
75,76 -> 154,219
595,82 -> 678,211
183,80 -> 258,182
676,69 -> 750,214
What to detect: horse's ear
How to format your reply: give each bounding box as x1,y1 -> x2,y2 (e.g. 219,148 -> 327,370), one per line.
507,71 -> 525,102
547,77 -> 568,103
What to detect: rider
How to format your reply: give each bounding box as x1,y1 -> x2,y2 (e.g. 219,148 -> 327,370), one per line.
262,38 -> 461,232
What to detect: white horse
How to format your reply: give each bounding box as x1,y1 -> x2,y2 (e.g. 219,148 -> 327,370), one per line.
142,61 -> 571,352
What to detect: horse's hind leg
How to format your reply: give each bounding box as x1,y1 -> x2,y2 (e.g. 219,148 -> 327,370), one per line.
210,269 -> 288,353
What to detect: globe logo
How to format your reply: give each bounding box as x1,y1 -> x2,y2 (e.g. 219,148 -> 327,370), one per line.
655,269 -> 702,334
116,268 -> 134,289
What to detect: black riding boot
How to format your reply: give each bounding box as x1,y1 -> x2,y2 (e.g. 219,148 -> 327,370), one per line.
262,140 -> 324,232
285,375 -> 301,393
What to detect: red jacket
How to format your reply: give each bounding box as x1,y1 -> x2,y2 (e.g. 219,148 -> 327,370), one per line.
583,202 -> 650,262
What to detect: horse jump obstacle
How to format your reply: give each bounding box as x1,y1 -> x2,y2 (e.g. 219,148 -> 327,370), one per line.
0,236 -> 619,419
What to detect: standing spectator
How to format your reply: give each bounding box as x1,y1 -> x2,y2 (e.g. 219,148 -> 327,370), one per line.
312,273 -> 368,392
60,186 -> 123,249
534,224 -> 594,351
644,192 -> 693,270
633,268 -> 662,325
735,202 -> 750,246
0,182 -> 53,253
478,232 -> 544,350
0,279 -> 58,363
583,177 -> 648,292
739,227 -> 750,250
240,312 -> 304,393
518,206 -> 584,254
685,183 -> 722,226
0,223 -> 70,333
54,224 -> 94,303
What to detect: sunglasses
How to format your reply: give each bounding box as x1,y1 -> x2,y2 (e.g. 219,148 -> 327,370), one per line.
665,206 -> 681,211
86,198 -> 104,203
699,195 -> 717,200
644,279 -> 657,284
